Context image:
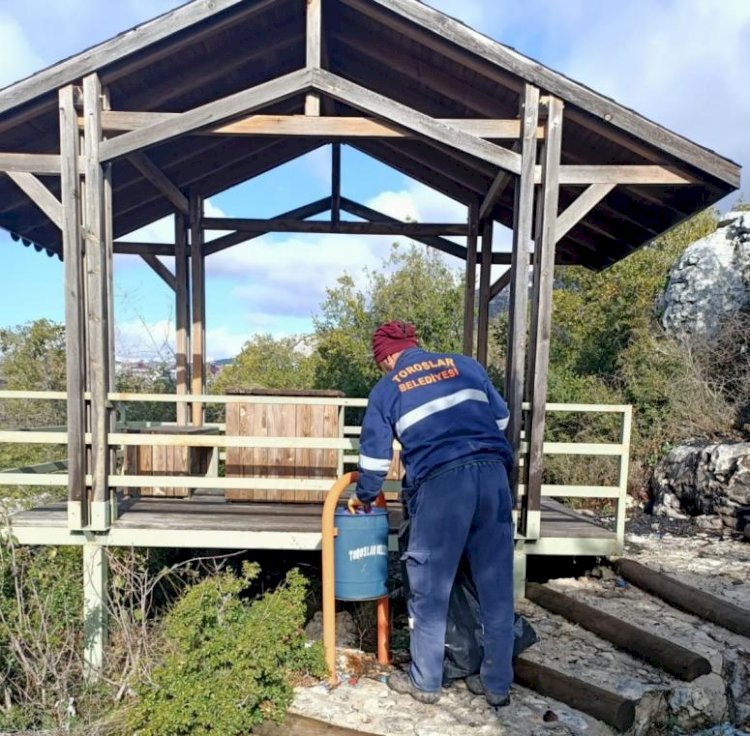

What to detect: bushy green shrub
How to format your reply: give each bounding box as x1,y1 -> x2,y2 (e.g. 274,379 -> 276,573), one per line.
0,544 -> 83,730
123,563 -> 325,736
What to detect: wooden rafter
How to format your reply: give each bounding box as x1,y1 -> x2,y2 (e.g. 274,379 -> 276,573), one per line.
339,0 -> 739,187
0,0 -> 277,119
311,69 -> 522,175
100,68 -> 312,162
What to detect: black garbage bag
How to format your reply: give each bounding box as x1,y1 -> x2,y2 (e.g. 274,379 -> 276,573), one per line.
398,512 -> 537,681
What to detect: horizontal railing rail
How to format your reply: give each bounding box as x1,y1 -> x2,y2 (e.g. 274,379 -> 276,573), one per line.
0,391 -> 631,548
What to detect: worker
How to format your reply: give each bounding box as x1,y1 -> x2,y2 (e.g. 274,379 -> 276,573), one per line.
351,320 -> 515,709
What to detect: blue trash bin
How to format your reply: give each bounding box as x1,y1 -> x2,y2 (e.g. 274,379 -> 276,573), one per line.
334,507 -> 389,601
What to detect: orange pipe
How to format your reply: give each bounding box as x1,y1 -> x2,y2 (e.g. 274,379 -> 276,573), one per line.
322,472 -> 390,685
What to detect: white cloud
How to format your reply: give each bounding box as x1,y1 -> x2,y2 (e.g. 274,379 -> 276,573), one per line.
0,15 -> 44,88
466,0 -> 750,198
206,181 -> 471,329
115,317 -> 253,362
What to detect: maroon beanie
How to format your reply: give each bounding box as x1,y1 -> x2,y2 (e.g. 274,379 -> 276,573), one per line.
372,321 -> 418,364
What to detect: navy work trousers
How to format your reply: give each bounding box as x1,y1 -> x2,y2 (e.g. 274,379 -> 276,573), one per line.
403,457 -> 514,695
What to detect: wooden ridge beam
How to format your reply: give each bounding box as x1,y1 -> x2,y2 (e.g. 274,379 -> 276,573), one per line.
141,254 -> 176,291
128,151 -> 189,215
100,68 -> 312,162
96,111 -> 541,140
5,171 -> 63,229
339,197 -> 466,259
201,217 -> 469,237
311,69 -> 522,174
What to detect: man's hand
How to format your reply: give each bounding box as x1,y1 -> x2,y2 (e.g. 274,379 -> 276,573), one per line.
347,496 -> 372,514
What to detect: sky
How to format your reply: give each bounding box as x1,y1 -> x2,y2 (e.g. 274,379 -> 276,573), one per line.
0,0 -> 748,360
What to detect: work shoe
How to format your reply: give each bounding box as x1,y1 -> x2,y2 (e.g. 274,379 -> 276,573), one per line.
388,670 -> 441,704
466,674 -> 511,709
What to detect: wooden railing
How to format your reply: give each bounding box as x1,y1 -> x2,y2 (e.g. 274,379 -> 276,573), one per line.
0,391 -> 631,547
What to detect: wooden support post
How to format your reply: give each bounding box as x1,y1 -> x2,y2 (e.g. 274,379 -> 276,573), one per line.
175,214 -> 190,426
524,96 -> 563,540
506,84 -> 539,500
83,74 -> 111,531
331,143 -> 341,225
462,202 -> 479,356
305,0 -> 321,116
102,87 -> 117,523
190,194 -> 205,426
60,85 -> 87,530
83,543 -> 108,681
476,219 -> 493,366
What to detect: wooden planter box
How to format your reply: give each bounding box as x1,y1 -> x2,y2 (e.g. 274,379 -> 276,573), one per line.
225,389 -> 344,503
123,425 -> 218,498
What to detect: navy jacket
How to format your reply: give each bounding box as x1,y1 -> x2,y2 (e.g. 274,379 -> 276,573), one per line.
355,347 -> 513,503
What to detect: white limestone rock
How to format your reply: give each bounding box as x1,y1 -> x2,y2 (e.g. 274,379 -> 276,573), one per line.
662,210 -> 750,338
651,441 -> 750,528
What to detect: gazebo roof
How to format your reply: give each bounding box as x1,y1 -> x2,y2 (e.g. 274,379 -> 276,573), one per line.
0,0 -> 740,268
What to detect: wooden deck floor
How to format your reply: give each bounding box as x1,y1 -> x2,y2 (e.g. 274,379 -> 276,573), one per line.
7,492 -> 617,555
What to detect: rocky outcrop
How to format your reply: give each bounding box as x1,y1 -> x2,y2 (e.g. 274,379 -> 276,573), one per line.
662,210 -> 750,338
651,441 -> 750,529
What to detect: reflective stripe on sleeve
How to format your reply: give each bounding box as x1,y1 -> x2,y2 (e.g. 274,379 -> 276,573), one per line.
358,454 -> 392,472
497,416 -> 509,431
395,388 -> 489,436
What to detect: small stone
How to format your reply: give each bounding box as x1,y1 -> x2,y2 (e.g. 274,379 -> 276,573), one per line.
542,710 -> 559,722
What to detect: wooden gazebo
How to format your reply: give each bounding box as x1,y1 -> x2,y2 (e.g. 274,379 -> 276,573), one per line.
0,0 -> 740,674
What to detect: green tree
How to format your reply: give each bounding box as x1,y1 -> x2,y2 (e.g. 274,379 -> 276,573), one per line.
313,244 -> 464,397
0,320 -> 67,472
0,320 -> 67,427
212,334 -> 318,394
